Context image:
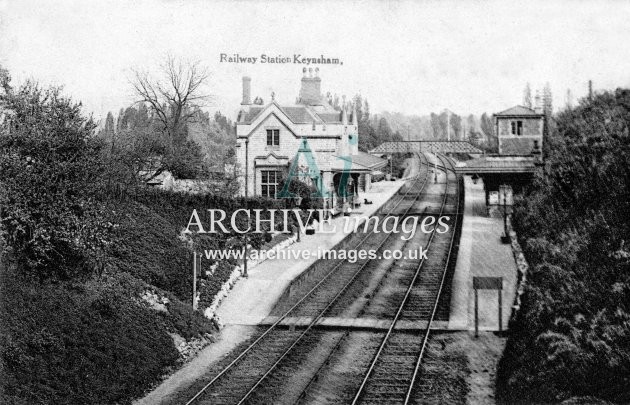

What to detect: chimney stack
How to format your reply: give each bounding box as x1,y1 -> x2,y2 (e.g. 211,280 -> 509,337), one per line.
241,76 -> 251,105
299,68 -> 322,105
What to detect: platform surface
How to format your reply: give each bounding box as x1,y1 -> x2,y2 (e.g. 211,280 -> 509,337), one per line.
449,176 -> 517,331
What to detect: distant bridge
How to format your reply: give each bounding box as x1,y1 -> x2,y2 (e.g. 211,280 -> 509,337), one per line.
370,140 -> 483,154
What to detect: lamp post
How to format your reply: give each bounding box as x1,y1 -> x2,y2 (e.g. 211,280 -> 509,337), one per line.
503,193 -> 508,235
242,235 -> 249,278
501,188 -> 510,244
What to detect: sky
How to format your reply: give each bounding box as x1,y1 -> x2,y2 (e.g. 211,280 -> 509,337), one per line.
1,0 -> 630,123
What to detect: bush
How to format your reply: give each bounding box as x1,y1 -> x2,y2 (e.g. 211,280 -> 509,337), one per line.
0,266 -> 180,405
497,89 -> 630,404
0,81 -> 110,280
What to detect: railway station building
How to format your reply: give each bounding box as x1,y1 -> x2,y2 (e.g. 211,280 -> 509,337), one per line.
454,104 -> 545,210
235,68 -> 387,213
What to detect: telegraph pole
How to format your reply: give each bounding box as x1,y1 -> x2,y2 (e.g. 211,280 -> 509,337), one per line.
192,251 -> 198,310
447,111 -> 451,141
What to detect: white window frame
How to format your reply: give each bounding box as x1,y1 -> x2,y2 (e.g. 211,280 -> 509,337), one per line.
260,169 -> 281,198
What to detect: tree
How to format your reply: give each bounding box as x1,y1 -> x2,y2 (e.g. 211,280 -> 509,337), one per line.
565,89 -> 573,110
430,113 -> 442,139
130,55 -> 210,179
376,116 -> 393,142
467,114 -> 476,132
479,113 -> 493,138
449,113 -> 462,140
357,96 -> 378,151
102,111 -> 115,141
479,113 -> 497,152
187,109 -> 235,175
0,65 -> 11,95
543,83 -> 554,152
523,82 -> 533,108
498,88 -> 630,404
468,130 -> 482,146
0,77 -> 110,280
543,82 -> 553,116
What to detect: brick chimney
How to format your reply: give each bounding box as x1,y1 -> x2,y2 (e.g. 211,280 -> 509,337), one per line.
299,68 -> 322,105
241,76 -> 251,105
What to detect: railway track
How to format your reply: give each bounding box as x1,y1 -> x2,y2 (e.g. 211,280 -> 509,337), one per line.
350,155 -> 461,405
293,154 -> 461,405
182,154 -> 435,405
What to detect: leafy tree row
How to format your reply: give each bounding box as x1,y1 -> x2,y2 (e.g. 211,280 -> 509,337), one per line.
497,88 -> 630,404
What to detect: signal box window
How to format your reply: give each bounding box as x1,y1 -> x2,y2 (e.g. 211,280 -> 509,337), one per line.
511,121 -> 523,135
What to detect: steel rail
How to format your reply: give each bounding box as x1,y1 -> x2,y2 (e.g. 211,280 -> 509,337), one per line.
185,153 -> 429,405
350,153 -> 456,405
403,155 -> 461,404
232,153 -> 432,405
293,153 -> 447,404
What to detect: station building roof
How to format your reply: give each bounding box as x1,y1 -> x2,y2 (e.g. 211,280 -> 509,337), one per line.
454,156 -> 538,174
495,105 -> 544,117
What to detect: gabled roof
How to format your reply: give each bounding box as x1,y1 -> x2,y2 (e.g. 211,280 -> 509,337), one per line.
238,101 -> 350,126
280,106 -> 320,124
238,107 -> 264,123
495,105 -> 543,117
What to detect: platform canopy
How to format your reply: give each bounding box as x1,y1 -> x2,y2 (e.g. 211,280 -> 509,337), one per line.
453,156 -> 539,174
370,140 -> 483,154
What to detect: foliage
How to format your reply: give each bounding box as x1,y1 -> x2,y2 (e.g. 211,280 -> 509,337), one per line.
129,55 -> 211,180
0,263 -> 214,405
0,81 -> 111,280
111,187 -> 317,304
0,71 -> 217,404
479,112 -> 498,152
523,82 -> 533,109
98,104 -> 235,189
497,89 -> 630,404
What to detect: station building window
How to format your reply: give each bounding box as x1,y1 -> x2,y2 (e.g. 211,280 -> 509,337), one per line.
261,170 -> 281,197
266,129 -> 280,146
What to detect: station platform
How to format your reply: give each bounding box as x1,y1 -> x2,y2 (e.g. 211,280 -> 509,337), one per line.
260,316 -> 449,331
448,176 -> 517,331
216,175 -> 415,327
